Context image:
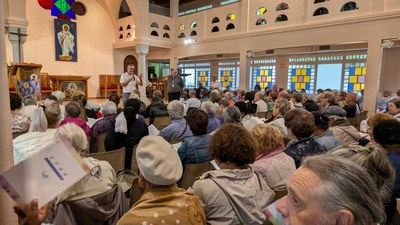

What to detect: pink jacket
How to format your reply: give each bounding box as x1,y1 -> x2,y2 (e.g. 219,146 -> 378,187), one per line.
59,117 -> 91,137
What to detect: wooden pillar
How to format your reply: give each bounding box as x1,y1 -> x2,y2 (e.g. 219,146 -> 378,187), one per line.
363,38 -> 384,115
239,50 -> 250,90
0,0 -> 18,223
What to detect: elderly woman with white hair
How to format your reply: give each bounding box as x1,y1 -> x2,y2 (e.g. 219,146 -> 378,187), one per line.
159,100 -> 192,141
43,123 -> 122,224
201,101 -> 221,133
222,106 -> 242,125
90,101 -> 117,153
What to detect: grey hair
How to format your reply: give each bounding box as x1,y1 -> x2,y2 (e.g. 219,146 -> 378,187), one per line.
55,123 -> 88,156
129,93 -> 140,100
222,106 -> 241,124
101,101 -> 117,115
167,100 -> 184,120
302,155 -> 386,225
292,92 -> 302,103
153,90 -> 162,99
322,92 -> 336,104
274,99 -> 291,116
133,89 -> 141,98
22,95 -> 37,106
201,101 -> 216,115
210,91 -> 221,103
189,89 -> 196,96
29,99 -> 60,132
330,145 -> 394,204
51,91 -> 65,104
225,92 -> 233,99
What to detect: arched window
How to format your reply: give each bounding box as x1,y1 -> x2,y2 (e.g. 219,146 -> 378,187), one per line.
314,0 -> 326,3
119,0 -> 132,19
178,33 -> 185,38
163,33 -> 170,39
226,23 -> 235,30
119,26 -> 123,31
313,7 -> 329,16
163,25 -> 170,30
226,13 -> 236,21
341,2 -> 359,12
256,18 -> 267,26
151,22 -> 159,28
126,33 -> 131,38
119,34 -> 123,39
190,31 -> 197,36
256,7 -> 267,15
126,25 -> 131,30
191,22 -> 198,29
275,14 -> 288,22
212,17 -> 220,23
211,26 -> 220,33
151,31 -> 159,36
276,3 -> 289,11
179,24 -> 185,30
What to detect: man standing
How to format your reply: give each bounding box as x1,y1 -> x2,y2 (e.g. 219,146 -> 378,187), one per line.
167,68 -> 184,102
120,64 -> 142,105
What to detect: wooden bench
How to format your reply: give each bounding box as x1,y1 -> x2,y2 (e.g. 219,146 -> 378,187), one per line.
99,74 -> 121,99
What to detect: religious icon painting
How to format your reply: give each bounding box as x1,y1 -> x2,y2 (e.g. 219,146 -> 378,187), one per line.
54,19 -> 77,62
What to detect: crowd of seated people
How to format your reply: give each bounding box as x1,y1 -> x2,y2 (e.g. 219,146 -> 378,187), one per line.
9,85 -> 400,225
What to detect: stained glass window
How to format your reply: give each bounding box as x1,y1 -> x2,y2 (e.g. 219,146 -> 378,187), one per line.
179,24 -> 185,30
343,62 -> 366,92
226,13 -> 236,21
253,66 -> 276,89
196,69 -> 211,88
287,65 -> 315,92
52,0 -> 76,20
257,7 -> 267,15
218,67 -> 237,90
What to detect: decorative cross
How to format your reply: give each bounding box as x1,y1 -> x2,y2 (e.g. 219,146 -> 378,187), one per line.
9,28 -> 28,62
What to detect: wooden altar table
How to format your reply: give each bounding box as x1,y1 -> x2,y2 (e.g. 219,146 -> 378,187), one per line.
49,75 -> 91,97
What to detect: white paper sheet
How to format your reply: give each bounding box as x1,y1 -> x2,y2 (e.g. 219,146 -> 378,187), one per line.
0,138 -> 90,208
148,124 -> 160,135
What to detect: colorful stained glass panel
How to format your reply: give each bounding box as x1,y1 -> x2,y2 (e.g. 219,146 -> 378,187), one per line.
344,63 -> 367,92
252,66 -> 276,89
196,70 -> 210,88
287,64 -> 315,92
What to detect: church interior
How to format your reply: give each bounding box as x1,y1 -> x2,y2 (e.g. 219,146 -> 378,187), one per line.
1,0 -> 400,224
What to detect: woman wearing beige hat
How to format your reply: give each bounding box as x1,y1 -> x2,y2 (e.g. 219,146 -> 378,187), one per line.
117,136 -> 206,225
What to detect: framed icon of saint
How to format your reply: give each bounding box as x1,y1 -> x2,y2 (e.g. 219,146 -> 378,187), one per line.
54,19 -> 77,62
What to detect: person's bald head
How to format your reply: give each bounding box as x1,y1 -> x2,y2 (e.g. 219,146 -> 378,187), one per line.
345,92 -> 357,104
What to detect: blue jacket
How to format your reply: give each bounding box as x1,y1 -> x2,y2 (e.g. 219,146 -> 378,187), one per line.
178,134 -> 212,170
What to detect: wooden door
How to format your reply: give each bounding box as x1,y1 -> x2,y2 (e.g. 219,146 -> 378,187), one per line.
123,55 -> 138,75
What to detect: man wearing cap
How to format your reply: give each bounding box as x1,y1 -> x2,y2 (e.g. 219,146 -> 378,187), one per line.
117,136 -> 206,225
322,105 -> 360,145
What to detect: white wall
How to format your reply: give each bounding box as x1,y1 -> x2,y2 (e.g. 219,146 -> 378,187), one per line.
20,0 -> 116,98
